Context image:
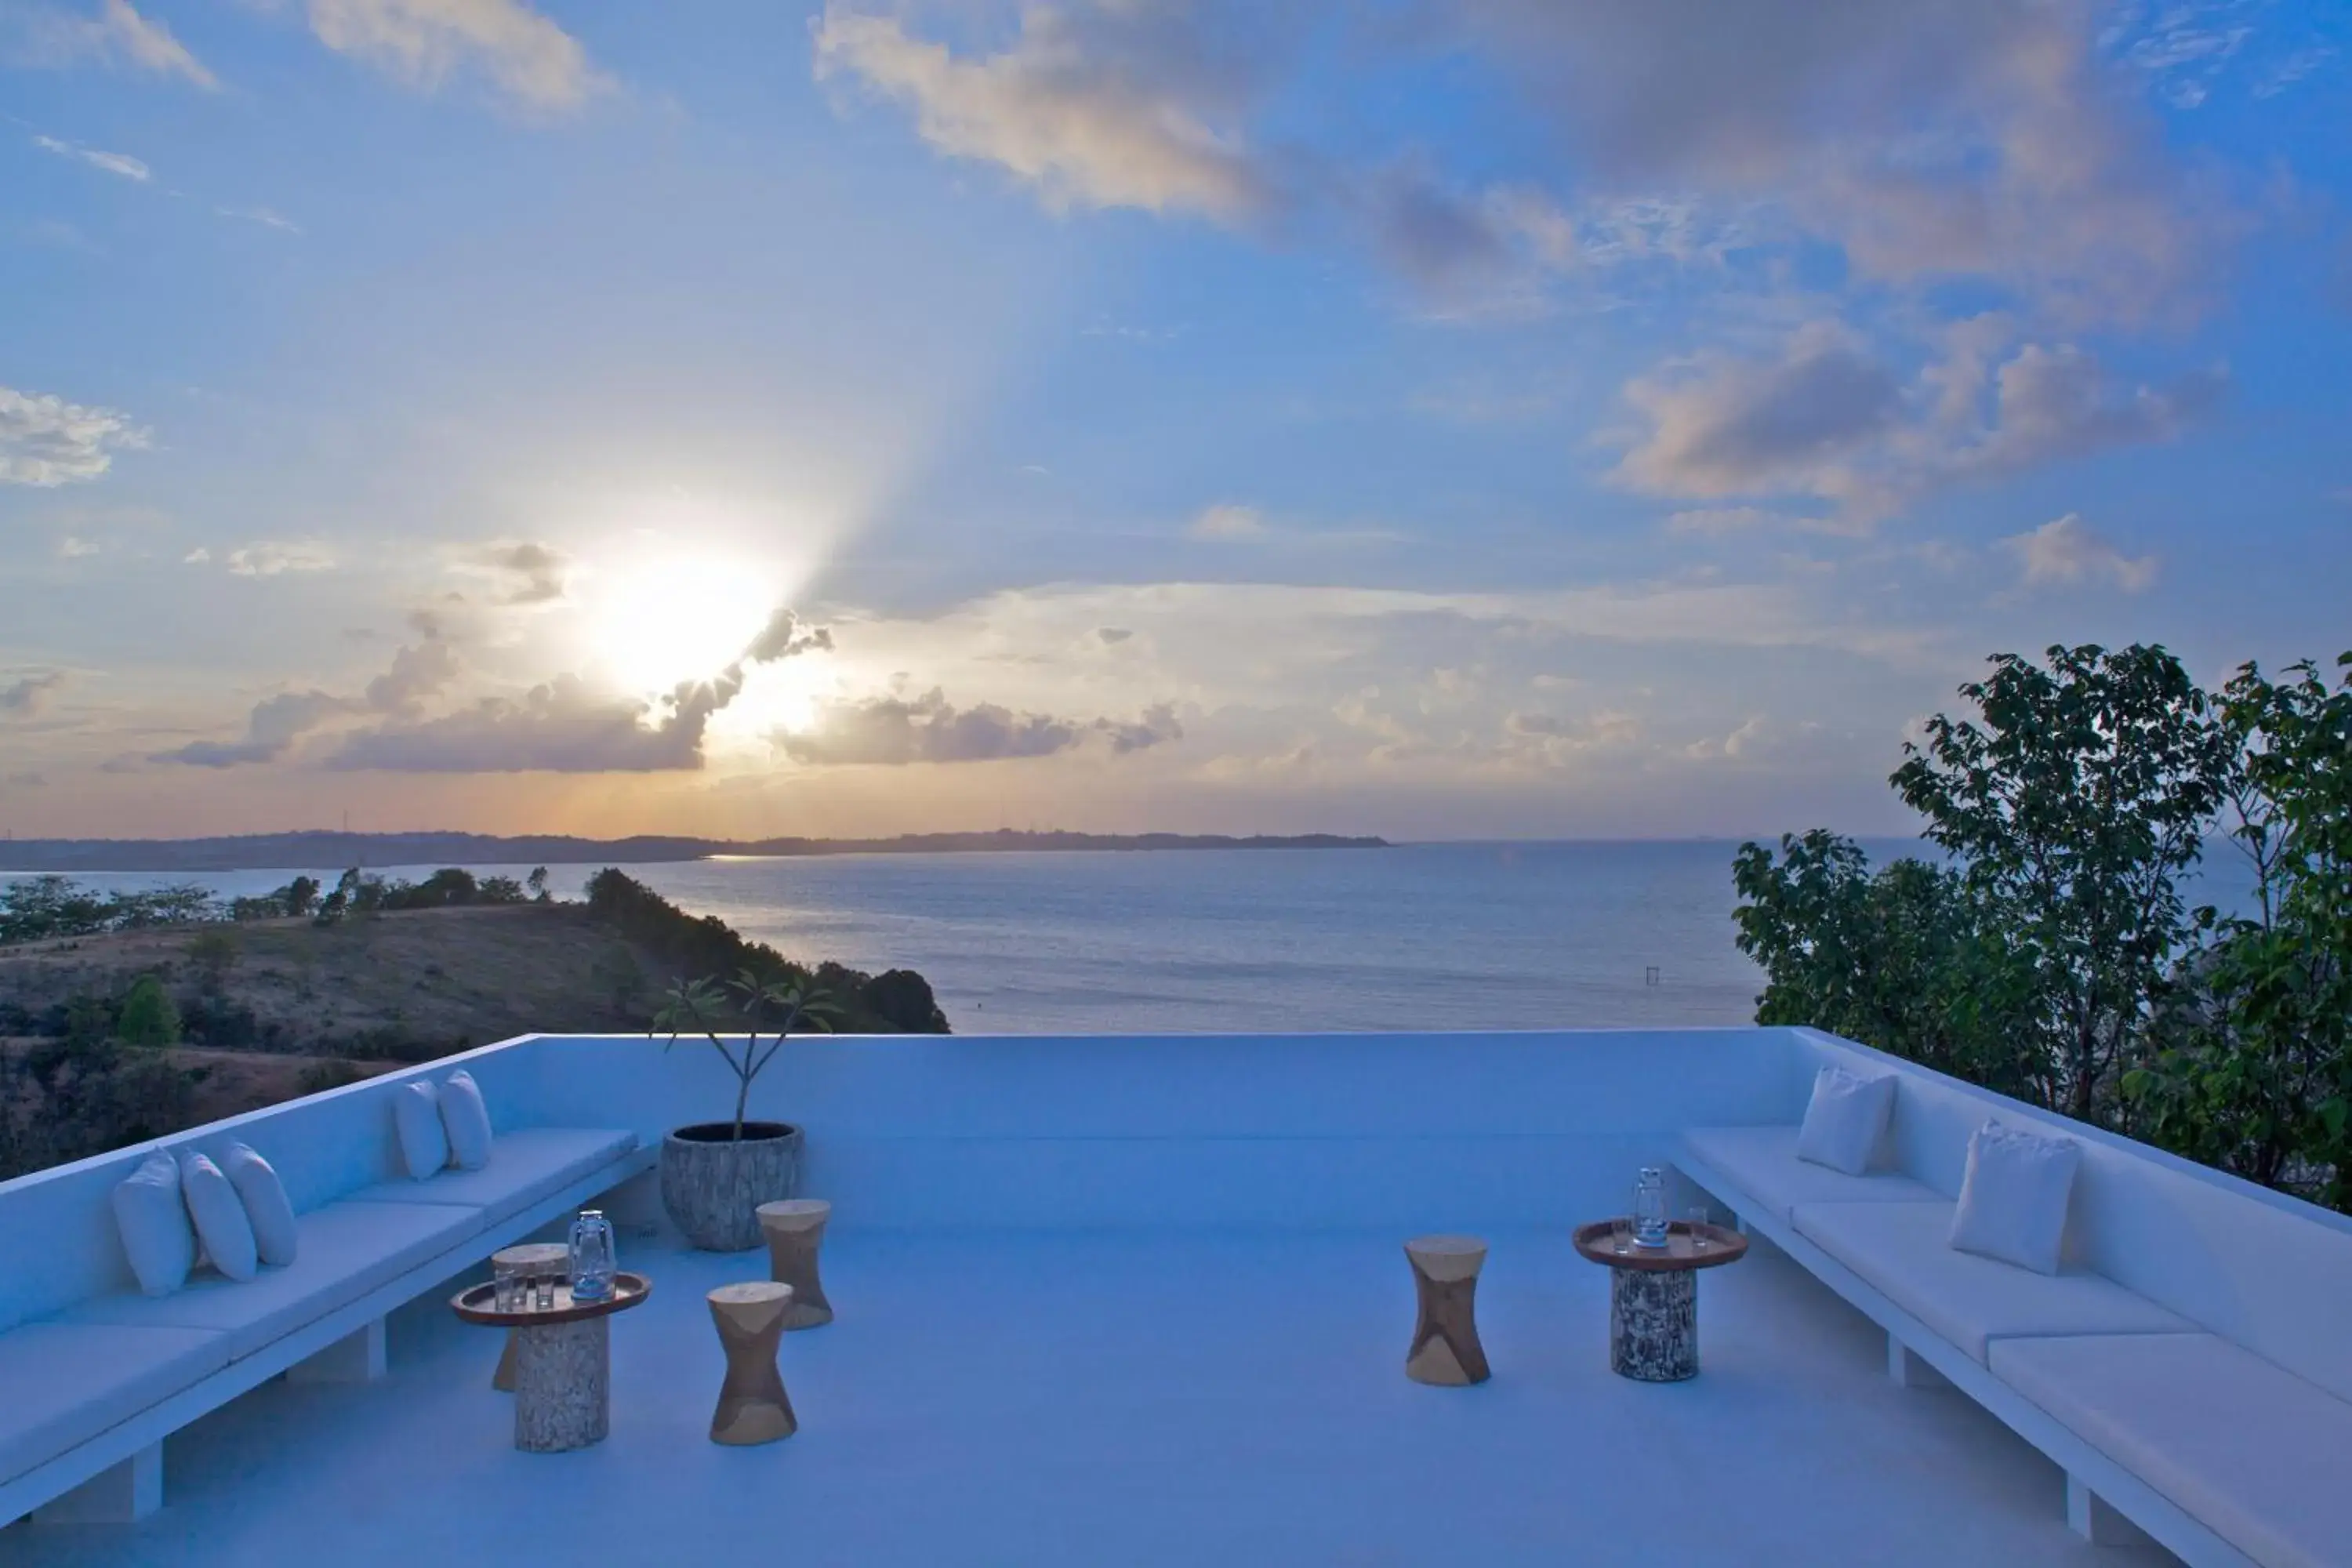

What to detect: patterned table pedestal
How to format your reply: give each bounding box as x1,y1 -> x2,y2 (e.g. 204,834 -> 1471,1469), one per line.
756,1199 -> 835,1329
514,1317 -> 609,1452
708,1282 -> 798,1445
1610,1266 -> 1698,1381
1570,1221 -> 1748,1384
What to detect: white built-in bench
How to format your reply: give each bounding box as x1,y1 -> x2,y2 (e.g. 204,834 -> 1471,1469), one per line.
0,1046 -> 649,1527
1677,1029 -> 2352,1568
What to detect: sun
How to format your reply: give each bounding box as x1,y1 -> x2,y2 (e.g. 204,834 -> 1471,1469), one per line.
590,554 -> 779,695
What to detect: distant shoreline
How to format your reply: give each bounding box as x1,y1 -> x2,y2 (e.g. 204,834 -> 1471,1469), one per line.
0,829 -> 1391,875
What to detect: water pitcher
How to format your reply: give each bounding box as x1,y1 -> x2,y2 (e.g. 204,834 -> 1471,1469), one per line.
568,1209 -> 617,1302
1632,1167 -> 1669,1249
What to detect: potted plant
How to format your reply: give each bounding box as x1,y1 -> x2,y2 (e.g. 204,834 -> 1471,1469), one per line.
651,968 -> 840,1250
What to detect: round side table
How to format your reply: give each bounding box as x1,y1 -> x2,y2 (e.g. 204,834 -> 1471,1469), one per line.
1571,1221 -> 1747,1381
453,1272 -> 651,1451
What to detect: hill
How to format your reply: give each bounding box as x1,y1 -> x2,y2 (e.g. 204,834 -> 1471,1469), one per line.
0,829 -> 1389,873
0,871 -> 947,1180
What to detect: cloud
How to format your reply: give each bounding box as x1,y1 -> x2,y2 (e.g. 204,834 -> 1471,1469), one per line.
2,0 -> 218,89
214,205 -> 302,234
813,2 -> 1281,222
815,2 -> 2209,325
780,687 -> 1181,767
0,383 -> 146,486
470,539 -> 571,604
1,671 -> 66,718
325,604 -> 832,773
1189,502 -> 1267,541
298,0 -> 609,112
1615,322 -> 1903,506
742,606 -> 834,663
32,134 -> 151,181
152,690 -> 352,768
1955,345 -> 2225,476
361,637 -> 459,716
2003,514 -> 2159,593
1094,626 -> 1134,644
326,673 -> 722,772
226,540 -> 337,576
1664,507 -> 1780,536
1614,320 -> 2223,522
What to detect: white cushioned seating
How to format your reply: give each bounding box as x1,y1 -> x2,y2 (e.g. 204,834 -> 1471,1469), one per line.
1680,1126 -> 1938,1226
1992,1333 -> 2352,1568
1791,1201 -> 2192,1363
349,1127 -> 638,1228
0,1323 -> 231,1487
63,1200 -> 483,1363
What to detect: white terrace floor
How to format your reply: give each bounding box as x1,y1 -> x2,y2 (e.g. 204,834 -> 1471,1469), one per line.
0,1229 -> 2174,1567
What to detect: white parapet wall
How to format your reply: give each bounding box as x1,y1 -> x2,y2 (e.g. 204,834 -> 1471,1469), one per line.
522,1027 -> 1805,1230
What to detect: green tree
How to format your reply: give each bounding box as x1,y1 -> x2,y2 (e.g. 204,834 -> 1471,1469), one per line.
1733,832 -> 2045,1102
116,975 -> 183,1048
2126,656 -> 2352,1204
1889,644 -> 2232,1124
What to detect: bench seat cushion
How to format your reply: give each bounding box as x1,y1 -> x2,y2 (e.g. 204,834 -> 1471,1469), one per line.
349,1127 -> 640,1228
1680,1125 -> 1939,1226
64,1199 -> 483,1363
1792,1200 -> 2191,1363
1992,1333 -> 2352,1568
0,1323 -> 231,1487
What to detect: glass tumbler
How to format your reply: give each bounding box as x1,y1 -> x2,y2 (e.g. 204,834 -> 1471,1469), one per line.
1610,1216 -> 1632,1254
1686,1203 -> 1712,1252
492,1256 -> 525,1312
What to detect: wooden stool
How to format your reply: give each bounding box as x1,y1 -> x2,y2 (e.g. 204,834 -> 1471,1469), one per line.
488,1243 -> 569,1392
707,1283 -> 797,1445
1403,1235 -> 1491,1386
756,1200 -> 834,1329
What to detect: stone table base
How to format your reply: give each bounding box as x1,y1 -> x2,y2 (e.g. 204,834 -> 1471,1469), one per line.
1610,1266 -> 1697,1381
514,1317 -> 609,1452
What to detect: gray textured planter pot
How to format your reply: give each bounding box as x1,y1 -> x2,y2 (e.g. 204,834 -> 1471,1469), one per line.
660,1121 -> 803,1251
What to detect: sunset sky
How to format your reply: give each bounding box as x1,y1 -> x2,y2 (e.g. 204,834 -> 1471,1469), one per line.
2,0 -> 2347,842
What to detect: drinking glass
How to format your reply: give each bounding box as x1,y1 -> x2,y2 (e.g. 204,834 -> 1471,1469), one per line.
492,1257 -> 525,1312
1686,1203 -> 1712,1252
533,1272 -> 557,1311
1610,1217 -> 1632,1255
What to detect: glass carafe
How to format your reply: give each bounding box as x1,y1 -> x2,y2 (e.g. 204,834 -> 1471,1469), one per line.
568,1209 -> 617,1302
1632,1167 -> 1669,1249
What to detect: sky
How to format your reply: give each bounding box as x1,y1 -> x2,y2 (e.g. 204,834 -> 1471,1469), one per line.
0,0 -> 2347,844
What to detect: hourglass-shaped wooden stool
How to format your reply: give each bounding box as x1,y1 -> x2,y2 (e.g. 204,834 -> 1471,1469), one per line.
756,1200 -> 835,1328
1403,1235 -> 1492,1386
707,1283 -> 798,1445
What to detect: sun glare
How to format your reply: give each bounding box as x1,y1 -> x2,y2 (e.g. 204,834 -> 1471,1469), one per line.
591,554 -> 779,695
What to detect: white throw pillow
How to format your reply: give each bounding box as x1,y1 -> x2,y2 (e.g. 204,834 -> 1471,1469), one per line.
394,1080 -> 450,1179
438,1069 -> 493,1171
112,1150 -> 195,1298
222,1141 -> 299,1267
180,1152 -> 259,1283
1949,1120 -> 2080,1276
1794,1065 -> 1897,1176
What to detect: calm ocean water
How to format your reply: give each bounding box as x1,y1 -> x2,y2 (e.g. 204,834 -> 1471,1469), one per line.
12,842 -> 1818,1034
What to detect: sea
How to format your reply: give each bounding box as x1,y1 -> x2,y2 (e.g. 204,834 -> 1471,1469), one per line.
3,840 -> 1868,1034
